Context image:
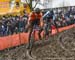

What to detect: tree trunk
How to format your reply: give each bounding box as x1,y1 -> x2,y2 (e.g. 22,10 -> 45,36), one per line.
29,0 -> 33,11
26,0 -> 38,11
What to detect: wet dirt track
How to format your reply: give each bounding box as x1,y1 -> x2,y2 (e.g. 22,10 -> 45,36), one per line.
0,28 -> 75,60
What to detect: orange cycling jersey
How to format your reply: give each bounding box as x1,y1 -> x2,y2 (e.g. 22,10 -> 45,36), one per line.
28,11 -> 42,21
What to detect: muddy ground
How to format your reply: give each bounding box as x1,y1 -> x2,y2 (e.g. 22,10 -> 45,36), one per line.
0,28 -> 75,60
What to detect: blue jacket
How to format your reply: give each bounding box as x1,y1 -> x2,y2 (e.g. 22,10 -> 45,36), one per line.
43,11 -> 54,20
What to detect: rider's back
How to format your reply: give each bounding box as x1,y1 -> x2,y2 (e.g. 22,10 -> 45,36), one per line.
28,11 -> 42,21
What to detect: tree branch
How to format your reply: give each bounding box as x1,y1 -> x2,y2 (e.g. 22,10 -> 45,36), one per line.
33,1 -> 38,9
25,0 -> 30,8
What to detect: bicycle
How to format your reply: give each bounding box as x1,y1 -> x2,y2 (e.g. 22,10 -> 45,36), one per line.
27,24 -> 41,50
43,21 -> 52,40
26,25 -> 41,58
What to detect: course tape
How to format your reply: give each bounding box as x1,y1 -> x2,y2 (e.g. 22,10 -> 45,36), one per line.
0,24 -> 75,50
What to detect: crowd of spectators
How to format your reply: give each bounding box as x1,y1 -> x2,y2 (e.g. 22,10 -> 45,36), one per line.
0,7 -> 75,37
0,12 -> 28,37
51,7 -> 75,28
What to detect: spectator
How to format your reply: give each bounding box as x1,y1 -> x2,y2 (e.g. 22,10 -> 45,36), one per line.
0,21 -> 2,36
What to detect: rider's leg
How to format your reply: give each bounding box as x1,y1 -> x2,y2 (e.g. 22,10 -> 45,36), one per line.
49,23 -> 52,36
45,28 -> 49,39
43,24 -> 47,39
44,22 -> 52,40
38,27 -> 43,40
46,24 -> 49,35
54,20 -> 59,33
26,26 -> 33,49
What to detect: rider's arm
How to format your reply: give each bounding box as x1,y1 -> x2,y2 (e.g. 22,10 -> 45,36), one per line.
28,12 -> 33,24
40,13 -> 44,27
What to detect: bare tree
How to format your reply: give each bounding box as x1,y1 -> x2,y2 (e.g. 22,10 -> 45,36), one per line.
25,0 -> 39,11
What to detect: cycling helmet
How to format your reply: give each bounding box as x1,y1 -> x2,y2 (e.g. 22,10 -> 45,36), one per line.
34,8 -> 41,14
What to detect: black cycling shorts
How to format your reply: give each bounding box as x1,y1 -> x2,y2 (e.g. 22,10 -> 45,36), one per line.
30,19 -> 40,26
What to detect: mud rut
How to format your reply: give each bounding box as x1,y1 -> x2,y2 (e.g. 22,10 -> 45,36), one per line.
0,28 -> 75,60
